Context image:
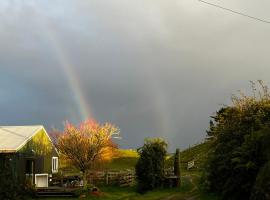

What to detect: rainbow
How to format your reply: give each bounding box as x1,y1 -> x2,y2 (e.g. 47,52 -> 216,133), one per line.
144,66 -> 171,139
32,3 -> 92,121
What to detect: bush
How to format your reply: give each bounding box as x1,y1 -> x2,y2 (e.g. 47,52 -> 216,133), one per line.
251,161 -> 270,200
135,138 -> 167,193
203,82 -> 270,200
0,156 -> 29,200
73,184 -> 94,197
73,187 -> 85,197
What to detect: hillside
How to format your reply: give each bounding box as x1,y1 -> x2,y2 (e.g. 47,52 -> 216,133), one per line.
60,141 -> 212,174
107,141 -> 212,172
105,149 -> 139,170
44,142 -> 218,200
179,141 -> 212,171
45,141 -> 219,200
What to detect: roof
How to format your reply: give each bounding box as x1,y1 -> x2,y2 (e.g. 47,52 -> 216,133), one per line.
0,125 -> 46,153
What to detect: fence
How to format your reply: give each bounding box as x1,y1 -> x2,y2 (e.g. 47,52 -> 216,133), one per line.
88,170 -> 136,187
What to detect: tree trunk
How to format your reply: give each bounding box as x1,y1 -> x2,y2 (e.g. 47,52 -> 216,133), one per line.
83,171 -> 88,189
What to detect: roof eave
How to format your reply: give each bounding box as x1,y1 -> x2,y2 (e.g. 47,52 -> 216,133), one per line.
0,150 -> 16,153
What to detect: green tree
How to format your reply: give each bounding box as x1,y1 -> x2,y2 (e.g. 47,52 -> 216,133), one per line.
251,161 -> 270,200
203,81 -> 270,200
135,138 -> 167,193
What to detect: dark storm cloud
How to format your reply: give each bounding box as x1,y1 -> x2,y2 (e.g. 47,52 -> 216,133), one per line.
0,0 -> 270,151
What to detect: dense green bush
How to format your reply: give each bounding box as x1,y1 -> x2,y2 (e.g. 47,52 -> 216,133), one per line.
203,81 -> 270,200
0,156 -> 28,200
251,161 -> 270,200
135,138 -> 167,193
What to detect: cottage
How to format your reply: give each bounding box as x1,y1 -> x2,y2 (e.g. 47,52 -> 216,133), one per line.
0,125 -> 58,188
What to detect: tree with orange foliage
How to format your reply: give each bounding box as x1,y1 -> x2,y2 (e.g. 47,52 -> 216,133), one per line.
57,120 -> 119,188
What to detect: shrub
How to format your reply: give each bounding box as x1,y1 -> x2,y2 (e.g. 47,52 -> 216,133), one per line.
135,138 -> 167,193
251,161 -> 270,200
0,156 -> 28,200
73,184 -> 94,197
203,82 -> 270,199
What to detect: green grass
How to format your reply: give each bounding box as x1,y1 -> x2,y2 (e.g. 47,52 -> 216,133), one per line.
166,141 -> 212,173
60,149 -> 139,173
116,149 -> 138,158
34,142 -> 220,200
31,175 -> 220,200
108,142 -> 212,172
33,188 -> 180,200
105,149 -> 138,171
61,142 -> 212,173
180,142 -> 212,165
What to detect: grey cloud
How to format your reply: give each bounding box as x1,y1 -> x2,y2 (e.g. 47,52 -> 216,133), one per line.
0,0 -> 270,151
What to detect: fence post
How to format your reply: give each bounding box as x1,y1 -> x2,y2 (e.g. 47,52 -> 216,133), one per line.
174,148 -> 181,187
105,171 -> 109,185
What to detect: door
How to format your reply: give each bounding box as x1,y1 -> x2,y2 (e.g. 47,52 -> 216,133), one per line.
25,159 -> 35,184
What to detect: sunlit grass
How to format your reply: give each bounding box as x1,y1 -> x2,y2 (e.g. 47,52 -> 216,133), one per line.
37,142 -> 220,200
105,149 -> 138,170
32,177 -> 220,200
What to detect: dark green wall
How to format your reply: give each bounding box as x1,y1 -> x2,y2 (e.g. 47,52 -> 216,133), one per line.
0,128 -> 58,184
19,128 -> 58,174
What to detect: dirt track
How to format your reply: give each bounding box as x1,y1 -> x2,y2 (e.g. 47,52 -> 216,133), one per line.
161,175 -> 199,200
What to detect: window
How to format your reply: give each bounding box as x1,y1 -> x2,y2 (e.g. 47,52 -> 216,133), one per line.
52,157 -> 58,173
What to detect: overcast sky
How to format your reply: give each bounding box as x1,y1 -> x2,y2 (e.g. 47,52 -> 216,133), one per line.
0,0 -> 270,151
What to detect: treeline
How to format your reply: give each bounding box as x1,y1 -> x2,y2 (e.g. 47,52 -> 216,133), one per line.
203,81 -> 270,200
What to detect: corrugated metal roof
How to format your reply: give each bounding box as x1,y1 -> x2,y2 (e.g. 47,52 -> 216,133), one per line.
0,125 -> 44,153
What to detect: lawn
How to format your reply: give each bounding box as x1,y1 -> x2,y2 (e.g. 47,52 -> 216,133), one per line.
60,142 -> 211,173
108,142 -> 212,172
33,142 -> 220,200
31,174 -> 220,200
105,149 -> 138,171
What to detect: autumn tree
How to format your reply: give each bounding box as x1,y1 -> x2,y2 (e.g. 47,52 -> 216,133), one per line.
57,120 -> 119,188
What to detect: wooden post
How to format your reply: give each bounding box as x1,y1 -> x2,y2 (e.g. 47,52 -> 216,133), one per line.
60,170 -> 63,187
105,171 -> 109,185
174,148 -> 181,187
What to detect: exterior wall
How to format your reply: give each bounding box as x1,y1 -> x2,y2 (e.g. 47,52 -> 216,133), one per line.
18,128 -> 58,181
0,128 -> 58,185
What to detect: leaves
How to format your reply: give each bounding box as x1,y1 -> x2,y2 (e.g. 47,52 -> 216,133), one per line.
56,120 -> 119,173
204,81 -> 270,200
135,138 -> 168,193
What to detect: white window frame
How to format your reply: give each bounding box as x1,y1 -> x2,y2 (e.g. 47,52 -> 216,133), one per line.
52,157 -> 58,173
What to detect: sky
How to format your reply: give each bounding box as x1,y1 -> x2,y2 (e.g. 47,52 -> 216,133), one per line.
0,0 -> 270,151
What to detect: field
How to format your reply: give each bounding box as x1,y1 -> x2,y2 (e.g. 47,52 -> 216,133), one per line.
34,176 -> 219,200
107,142 -> 212,172
105,149 -> 139,171
34,142 -> 220,200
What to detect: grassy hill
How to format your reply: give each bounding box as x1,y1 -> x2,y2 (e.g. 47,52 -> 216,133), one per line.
35,141 -> 219,200
60,141 -> 212,172
107,141 -> 212,172
170,141 -> 212,172
105,149 -> 138,170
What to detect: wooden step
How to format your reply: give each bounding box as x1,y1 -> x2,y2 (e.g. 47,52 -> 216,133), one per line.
36,192 -> 74,197
35,187 -> 77,197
